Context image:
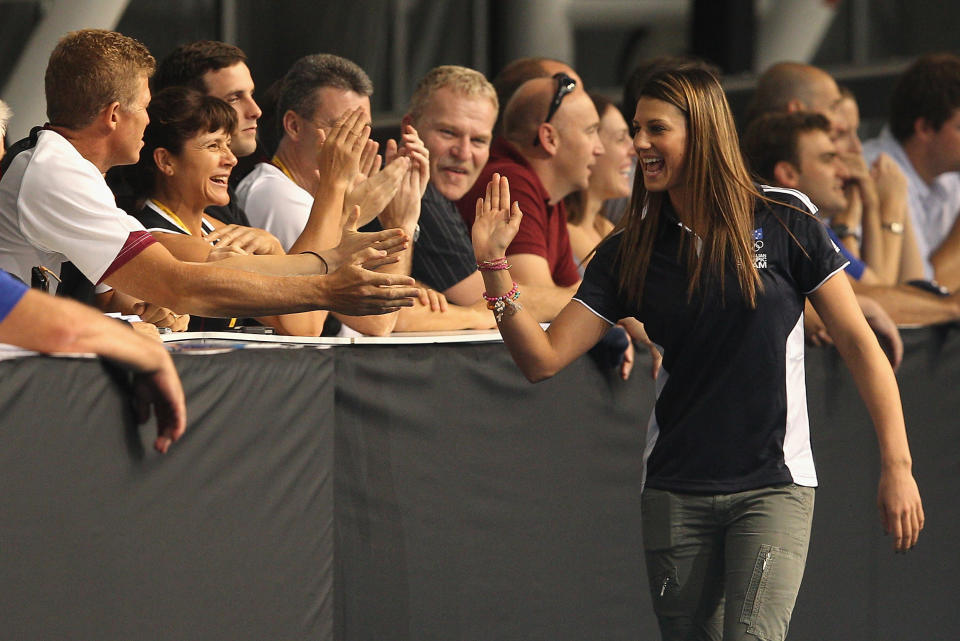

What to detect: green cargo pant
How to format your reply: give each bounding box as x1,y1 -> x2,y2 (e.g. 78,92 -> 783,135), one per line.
642,483 -> 815,641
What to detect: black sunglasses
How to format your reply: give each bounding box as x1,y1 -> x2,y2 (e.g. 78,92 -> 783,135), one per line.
533,72 -> 577,146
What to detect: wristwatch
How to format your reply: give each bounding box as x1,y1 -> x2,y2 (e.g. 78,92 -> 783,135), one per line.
882,221 -> 904,234
830,223 -> 861,243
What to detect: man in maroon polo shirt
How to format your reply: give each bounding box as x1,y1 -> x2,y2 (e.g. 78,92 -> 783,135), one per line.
458,73 -> 604,320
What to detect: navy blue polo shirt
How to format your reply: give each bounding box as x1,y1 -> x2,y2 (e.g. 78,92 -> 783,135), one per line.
573,186 -> 848,493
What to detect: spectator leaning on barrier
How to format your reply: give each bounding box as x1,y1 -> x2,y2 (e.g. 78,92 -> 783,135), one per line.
128,86 -> 409,336
833,86 -> 926,285
746,63 -> 920,287
490,57 -> 583,139
400,65 -> 498,306
743,110 -> 960,333
151,40 -> 262,226
458,70 -> 604,321
863,53 -> 960,291
237,53 -> 490,333
563,92 -> 635,270
0,29 -> 418,323
0,268 -> 185,453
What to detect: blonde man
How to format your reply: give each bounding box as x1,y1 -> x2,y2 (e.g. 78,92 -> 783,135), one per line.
401,65 -> 498,305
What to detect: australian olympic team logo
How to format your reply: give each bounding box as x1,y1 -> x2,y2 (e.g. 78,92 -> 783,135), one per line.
752,227 -> 767,268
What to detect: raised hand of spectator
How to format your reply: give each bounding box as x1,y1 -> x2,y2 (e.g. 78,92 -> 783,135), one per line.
204,224 -> 285,255
322,205 -> 410,273
472,173 -> 523,261
841,150 -> 879,214
871,153 -> 908,210
344,153 -> 408,226
379,138 -> 422,235
398,124 -> 430,198
315,106 -> 369,187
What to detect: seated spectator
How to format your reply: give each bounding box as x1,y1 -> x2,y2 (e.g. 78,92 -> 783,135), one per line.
743,110 -> 960,330
862,53 -> 960,290
400,65 -> 497,306
491,57 -> 582,138
110,40 -> 262,226
458,71 -> 604,320
0,30 -> 417,325
563,93 -> 634,270
130,86 -> 393,334
0,268 -> 185,453
239,54 -> 491,333
833,87 -> 925,285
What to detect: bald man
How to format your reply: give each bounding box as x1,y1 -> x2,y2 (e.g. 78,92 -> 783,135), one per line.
747,62 -> 918,288
491,57 -> 582,137
458,73 -> 604,320
746,61 -> 847,135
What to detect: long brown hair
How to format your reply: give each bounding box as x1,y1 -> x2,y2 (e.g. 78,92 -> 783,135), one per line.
614,67 -> 762,310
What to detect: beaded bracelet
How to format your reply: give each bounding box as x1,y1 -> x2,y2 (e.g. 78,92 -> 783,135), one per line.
477,257 -> 510,272
483,281 -> 519,302
483,282 -> 523,322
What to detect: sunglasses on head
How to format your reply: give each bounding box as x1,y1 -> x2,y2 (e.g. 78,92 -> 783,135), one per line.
533,72 -> 577,146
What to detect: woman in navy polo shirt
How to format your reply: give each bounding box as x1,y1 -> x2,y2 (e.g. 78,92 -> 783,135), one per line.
470,67 -> 923,640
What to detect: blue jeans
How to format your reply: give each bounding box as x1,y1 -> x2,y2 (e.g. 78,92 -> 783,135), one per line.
641,483 -> 815,641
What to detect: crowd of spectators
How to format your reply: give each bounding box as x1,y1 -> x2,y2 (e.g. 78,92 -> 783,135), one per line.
3,28 -> 960,440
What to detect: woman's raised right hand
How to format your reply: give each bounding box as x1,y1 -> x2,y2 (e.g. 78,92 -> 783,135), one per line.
472,173 -> 523,262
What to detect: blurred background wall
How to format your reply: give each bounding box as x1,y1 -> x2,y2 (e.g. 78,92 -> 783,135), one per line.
1,0 -> 959,140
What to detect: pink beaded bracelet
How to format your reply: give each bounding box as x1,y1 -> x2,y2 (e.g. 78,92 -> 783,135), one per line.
482,282 -> 519,302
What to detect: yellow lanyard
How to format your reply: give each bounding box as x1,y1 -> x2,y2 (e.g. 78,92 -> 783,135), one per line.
271,155 -> 295,182
148,200 -> 237,327
149,198 -> 194,235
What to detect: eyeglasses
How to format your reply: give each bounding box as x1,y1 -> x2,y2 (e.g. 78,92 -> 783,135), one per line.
533,72 -> 577,146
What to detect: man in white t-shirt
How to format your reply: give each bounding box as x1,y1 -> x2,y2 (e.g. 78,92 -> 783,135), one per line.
238,54 -> 492,333
0,30 -> 418,319
863,53 -> 960,290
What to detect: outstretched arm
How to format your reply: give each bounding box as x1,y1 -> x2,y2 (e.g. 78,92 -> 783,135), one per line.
0,288 -> 186,453
809,272 -> 924,552
472,173 -> 609,381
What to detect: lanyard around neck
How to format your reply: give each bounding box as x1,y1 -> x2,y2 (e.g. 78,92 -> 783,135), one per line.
149,198 -> 193,235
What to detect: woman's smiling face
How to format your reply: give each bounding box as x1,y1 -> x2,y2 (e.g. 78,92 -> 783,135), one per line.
166,128 -> 237,208
632,97 -> 688,198
589,104 -> 636,201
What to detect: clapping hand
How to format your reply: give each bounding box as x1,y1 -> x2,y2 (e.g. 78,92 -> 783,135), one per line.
379,134 -> 425,234
315,107 -> 369,187
327,205 -> 410,272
